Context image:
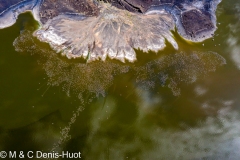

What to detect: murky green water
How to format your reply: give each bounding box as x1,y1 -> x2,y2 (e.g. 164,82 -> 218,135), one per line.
1,1 -> 240,159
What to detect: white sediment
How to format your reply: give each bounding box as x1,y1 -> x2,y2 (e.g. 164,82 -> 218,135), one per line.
31,0 -> 43,26
36,27 -> 67,46
0,0 -> 38,29
145,9 -> 167,15
0,0 -> 222,63
34,3 -> 178,63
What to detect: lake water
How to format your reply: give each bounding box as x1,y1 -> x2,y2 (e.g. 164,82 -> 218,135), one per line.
0,0 -> 240,159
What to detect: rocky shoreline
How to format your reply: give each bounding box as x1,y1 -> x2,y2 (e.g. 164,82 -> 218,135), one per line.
0,0 -> 222,62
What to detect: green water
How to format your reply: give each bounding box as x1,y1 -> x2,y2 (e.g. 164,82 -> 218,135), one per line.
1,0 -> 240,159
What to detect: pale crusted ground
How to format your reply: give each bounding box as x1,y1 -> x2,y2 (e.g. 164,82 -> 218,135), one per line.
0,0 -> 222,62
35,3 -> 177,62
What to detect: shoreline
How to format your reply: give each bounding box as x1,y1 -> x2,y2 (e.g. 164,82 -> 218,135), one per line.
0,0 -> 40,29
0,0 -> 222,63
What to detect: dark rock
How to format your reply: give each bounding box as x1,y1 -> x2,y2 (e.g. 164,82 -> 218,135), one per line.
39,0 -> 99,24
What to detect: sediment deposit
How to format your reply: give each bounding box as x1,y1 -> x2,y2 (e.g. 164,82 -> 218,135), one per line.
0,0 -> 222,62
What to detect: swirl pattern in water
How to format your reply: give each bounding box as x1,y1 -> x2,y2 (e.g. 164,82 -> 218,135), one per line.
13,29 -> 226,97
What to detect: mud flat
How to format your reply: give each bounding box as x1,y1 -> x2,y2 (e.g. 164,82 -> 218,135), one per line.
0,0 -> 222,62
35,4 -> 178,62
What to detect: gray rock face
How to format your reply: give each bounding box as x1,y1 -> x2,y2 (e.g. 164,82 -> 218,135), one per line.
38,0 -> 99,24
0,0 -> 222,62
103,0 -> 221,41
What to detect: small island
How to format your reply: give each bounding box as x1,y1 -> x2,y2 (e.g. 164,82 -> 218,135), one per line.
0,0 -> 222,62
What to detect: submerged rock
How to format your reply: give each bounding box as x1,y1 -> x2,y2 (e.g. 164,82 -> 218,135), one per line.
0,0 -> 222,62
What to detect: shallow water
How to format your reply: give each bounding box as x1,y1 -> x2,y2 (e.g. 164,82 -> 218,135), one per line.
0,0 -> 240,159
